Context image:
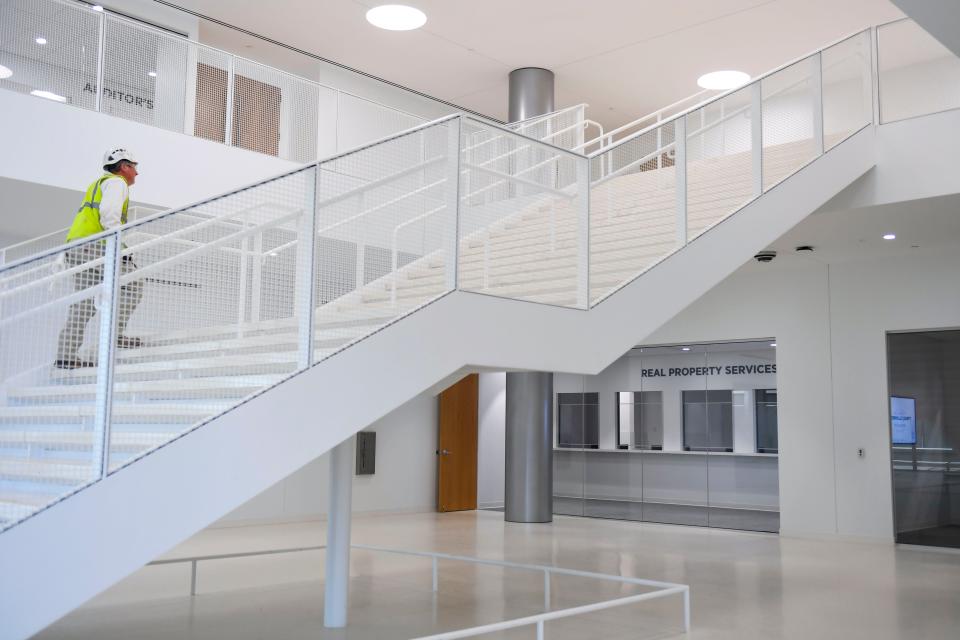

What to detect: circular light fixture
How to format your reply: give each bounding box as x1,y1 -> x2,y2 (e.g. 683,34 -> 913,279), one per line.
148,71 -> 157,78
0,64 -> 12,80
697,70 -> 750,90
35,37 -> 47,45
366,5 -> 426,31
770,342 -> 777,347
91,4 -> 104,11
883,233 -> 896,240
681,347 -> 691,352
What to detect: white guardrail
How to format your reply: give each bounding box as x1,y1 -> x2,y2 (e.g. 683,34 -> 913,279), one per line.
148,543 -> 691,639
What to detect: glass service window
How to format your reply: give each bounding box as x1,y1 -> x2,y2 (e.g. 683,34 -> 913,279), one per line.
615,391 -> 663,449
755,389 -> 778,453
557,392 -> 599,449
683,390 -> 733,451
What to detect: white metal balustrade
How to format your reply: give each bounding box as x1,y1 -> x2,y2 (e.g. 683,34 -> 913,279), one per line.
0,0 -> 430,164
0,18 -> 953,534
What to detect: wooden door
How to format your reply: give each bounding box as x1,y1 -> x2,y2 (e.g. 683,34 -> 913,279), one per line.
437,374 -> 479,512
193,64 -> 281,157
232,73 -> 281,157
194,62 -> 227,143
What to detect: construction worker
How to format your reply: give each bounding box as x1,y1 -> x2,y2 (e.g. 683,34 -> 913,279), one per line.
54,148 -> 144,369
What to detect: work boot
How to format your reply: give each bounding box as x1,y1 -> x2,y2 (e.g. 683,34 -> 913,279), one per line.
54,359 -> 95,369
116,336 -> 143,349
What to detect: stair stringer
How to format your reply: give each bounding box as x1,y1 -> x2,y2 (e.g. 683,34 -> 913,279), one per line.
0,126 -> 875,640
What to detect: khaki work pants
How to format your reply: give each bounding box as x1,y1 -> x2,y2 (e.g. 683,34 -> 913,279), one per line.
56,244 -> 144,361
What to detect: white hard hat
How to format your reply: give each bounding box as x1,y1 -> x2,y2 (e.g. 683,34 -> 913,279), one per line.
102,147 -> 137,169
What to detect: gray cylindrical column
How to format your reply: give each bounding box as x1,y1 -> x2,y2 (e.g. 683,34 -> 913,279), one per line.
504,372 -> 553,523
508,68 -> 555,123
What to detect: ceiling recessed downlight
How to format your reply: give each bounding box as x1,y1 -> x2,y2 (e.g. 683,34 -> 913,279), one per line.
0,64 -> 12,79
681,347 -> 691,352
366,5 -> 426,31
697,70 -> 750,90
883,233 -> 896,240
35,37 -> 47,45
148,71 -> 157,77
31,90 -> 66,103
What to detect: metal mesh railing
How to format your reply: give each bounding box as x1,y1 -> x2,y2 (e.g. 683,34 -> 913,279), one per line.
588,122 -> 679,305
0,0 -> 432,163
458,118 -> 590,309
877,18 -> 960,124
586,28 -> 875,306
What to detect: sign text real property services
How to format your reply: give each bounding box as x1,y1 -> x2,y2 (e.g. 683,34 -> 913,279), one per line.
641,364 -> 777,378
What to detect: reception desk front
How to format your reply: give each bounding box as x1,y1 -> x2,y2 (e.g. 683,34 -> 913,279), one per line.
554,448 -> 780,532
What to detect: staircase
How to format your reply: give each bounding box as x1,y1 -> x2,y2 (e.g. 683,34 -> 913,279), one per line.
0,26 -> 886,640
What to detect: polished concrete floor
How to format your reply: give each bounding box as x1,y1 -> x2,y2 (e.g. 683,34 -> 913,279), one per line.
36,510 -> 960,639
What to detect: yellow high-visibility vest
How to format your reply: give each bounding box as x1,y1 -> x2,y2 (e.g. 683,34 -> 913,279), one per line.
65,173 -> 129,242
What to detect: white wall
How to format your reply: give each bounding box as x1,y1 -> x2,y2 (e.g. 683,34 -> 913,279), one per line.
216,388 -> 438,525
477,372 -> 506,508
645,247 -> 960,541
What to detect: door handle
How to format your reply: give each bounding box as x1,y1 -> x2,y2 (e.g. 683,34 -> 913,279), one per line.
440,449 -> 451,456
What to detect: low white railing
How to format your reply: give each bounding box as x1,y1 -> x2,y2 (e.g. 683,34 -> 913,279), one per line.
147,543 -> 691,638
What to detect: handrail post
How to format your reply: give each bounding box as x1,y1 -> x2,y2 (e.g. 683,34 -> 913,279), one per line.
295,167 -> 318,368
94,11 -> 106,113
432,556 -> 439,592
576,156 -> 590,309
870,26 -> 881,126
674,117 -> 688,247
225,57 -> 236,146
92,233 -> 121,478
543,570 -> 551,611
751,82 -> 764,197
445,117 -> 462,292
811,53 -> 824,156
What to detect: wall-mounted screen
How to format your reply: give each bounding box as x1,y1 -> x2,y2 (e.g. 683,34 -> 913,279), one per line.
890,396 -> 917,445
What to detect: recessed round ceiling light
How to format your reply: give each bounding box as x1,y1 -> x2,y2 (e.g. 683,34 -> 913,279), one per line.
883,233 -> 896,240
148,71 -> 157,77
0,64 -> 12,79
697,70 -> 750,90
91,4 -> 104,11
35,37 -> 47,45
681,347 -> 691,351
770,342 -> 777,347
366,5 -> 426,31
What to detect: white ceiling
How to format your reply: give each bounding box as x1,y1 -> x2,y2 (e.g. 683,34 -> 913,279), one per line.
166,0 -> 904,129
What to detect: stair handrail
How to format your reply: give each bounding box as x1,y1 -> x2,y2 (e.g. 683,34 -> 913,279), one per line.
575,90 -> 713,154
589,26 -> 873,159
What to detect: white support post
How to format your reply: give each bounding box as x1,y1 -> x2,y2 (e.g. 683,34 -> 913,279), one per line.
575,157 -> 590,309
295,169 -> 318,368
870,27 -> 881,126
225,57 -> 236,146
543,570 -> 551,611
432,557 -> 439,592
444,117 -> 462,292
751,82 -> 764,198
656,113 -> 663,169
251,233 -> 263,324
674,117 -> 687,247
683,587 -> 691,632
190,561 -> 198,596
236,232 -> 250,333
536,620 -> 544,640
324,440 -> 354,628
94,12 -> 106,113
92,234 -> 121,478
811,53 -> 824,156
